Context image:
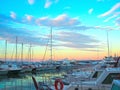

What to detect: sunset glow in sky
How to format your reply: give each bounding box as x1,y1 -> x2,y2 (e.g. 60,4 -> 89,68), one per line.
0,0 -> 120,61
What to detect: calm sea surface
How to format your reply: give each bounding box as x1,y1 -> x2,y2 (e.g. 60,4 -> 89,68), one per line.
0,70 -> 66,90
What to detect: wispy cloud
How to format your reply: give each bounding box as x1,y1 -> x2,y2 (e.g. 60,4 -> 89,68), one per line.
44,0 -> 52,8
0,24 -> 48,46
10,11 -> 16,19
0,14 -> 48,46
52,14 -> 80,26
0,13 -> 104,50
95,25 -> 117,30
36,14 -> 80,27
28,0 -> 35,5
1,13 -> 81,28
98,2 -> 120,17
88,8 -> 93,14
58,25 -> 95,31
44,0 -> 59,8
36,16 -> 50,26
103,14 -> 117,22
53,31 -> 101,50
115,17 -> 120,26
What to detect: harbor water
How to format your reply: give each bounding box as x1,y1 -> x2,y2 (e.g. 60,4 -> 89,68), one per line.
0,70 -> 66,90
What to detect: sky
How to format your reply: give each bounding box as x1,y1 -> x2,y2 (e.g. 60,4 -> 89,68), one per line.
0,0 -> 120,61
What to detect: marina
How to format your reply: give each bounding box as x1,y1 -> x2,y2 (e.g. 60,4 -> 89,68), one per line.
0,57 -> 120,90
0,0 -> 120,90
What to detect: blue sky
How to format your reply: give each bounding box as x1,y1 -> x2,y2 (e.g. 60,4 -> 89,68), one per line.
0,0 -> 120,60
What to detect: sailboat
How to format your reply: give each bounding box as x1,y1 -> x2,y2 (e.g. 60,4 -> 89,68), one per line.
0,39 -> 21,75
0,40 -> 8,75
2,37 -> 22,75
20,43 -> 33,73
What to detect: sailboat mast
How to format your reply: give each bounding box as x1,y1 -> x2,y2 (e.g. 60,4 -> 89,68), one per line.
21,43 -> 23,64
16,36 -> 18,61
30,44 -> 31,62
50,27 -> 52,62
28,44 -> 32,62
5,40 -> 7,62
107,30 -> 110,57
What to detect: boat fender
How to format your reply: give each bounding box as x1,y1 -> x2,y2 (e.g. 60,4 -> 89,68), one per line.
54,79 -> 64,90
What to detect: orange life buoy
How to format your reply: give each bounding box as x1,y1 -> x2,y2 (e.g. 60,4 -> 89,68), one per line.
54,79 -> 64,90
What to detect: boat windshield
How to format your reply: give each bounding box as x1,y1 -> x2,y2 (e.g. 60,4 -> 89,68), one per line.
102,73 -> 120,84
92,71 -> 103,79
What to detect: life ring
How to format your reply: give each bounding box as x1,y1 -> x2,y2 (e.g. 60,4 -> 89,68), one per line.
54,79 -> 64,90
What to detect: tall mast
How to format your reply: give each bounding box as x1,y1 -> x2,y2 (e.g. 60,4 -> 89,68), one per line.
5,40 -> 7,62
30,44 -> 31,62
50,26 -> 52,63
21,43 -> 23,64
16,36 -> 18,61
31,47 -> 34,61
28,44 -> 32,62
107,30 -> 110,57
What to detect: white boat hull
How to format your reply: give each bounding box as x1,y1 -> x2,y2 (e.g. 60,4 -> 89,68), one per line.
0,70 -> 8,75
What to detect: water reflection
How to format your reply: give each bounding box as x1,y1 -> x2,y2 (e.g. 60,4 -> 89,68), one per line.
0,70 -> 66,90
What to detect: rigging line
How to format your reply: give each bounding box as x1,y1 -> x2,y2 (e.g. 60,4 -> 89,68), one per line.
42,39 -> 49,61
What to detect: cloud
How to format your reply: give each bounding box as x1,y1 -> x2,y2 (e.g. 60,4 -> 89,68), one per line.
0,14 -> 48,46
25,14 -> 33,21
36,16 -> 51,26
53,31 -> 101,49
95,25 -> 117,30
44,0 -> 59,8
52,14 -> 80,26
0,13 -> 103,50
103,14 -> 117,22
10,11 -> 16,19
98,3 -> 120,17
0,13 -> 34,26
44,0 -> 52,8
1,13 -> 81,29
36,14 -> 80,27
0,24 -> 48,46
59,25 -> 95,31
115,17 -> 120,26
88,8 -> 93,14
28,0 -> 35,5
